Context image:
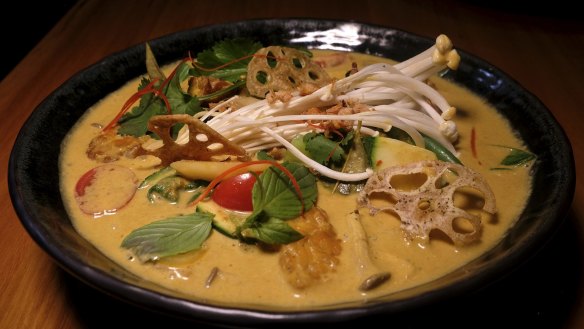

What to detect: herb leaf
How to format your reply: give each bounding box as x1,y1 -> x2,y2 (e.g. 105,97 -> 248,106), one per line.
252,162 -> 317,219
194,38 -> 262,82
256,150 -> 274,161
303,132 -> 345,166
240,212 -> 303,245
121,211 -> 213,261
501,148 -> 536,166
118,62 -> 202,137
166,62 -> 201,114
118,78 -> 166,136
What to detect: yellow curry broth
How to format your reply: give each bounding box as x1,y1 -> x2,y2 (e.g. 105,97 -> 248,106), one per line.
59,51 -> 532,309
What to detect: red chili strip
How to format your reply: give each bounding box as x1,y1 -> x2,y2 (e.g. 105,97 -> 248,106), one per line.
471,127 -> 481,165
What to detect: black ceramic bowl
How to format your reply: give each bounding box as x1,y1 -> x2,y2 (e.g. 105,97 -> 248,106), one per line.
8,19 -> 575,326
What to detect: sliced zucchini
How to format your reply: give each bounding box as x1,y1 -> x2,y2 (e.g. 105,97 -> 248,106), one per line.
197,202 -> 248,239
371,137 -> 436,171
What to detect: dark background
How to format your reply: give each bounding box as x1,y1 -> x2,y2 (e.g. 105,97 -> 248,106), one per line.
1,1 -> 78,80
1,0 -> 581,81
1,1 -> 583,328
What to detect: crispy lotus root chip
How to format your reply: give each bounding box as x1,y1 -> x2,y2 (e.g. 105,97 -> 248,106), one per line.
358,160 -> 497,245
246,46 -> 331,98
140,114 -> 248,166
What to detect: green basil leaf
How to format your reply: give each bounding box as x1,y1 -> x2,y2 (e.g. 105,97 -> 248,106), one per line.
304,133 -> 345,166
252,162 -> 317,219
121,211 -> 213,261
240,213 -> 303,245
500,148 -> 536,166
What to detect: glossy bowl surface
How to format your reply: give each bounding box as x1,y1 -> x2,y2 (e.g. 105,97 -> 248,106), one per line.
8,19 -> 575,325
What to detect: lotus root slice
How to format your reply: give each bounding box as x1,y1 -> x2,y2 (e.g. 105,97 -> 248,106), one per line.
140,114 -> 248,166
358,160 -> 497,245
246,46 -> 331,98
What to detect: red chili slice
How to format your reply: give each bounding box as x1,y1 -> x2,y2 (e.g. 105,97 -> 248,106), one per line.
74,164 -> 137,217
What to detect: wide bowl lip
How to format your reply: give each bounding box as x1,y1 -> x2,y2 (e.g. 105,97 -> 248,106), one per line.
8,18 -> 576,325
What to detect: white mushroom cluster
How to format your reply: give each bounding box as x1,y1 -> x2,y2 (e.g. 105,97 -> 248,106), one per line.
180,35 -> 461,182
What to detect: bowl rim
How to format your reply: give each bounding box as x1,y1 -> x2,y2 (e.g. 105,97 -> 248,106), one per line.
8,18 -> 576,325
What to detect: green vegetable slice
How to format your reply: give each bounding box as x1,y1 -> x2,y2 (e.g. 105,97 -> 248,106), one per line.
139,166 -> 177,189
422,133 -> 462,165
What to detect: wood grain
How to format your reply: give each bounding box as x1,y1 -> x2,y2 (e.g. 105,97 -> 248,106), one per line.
1,0 -> 583,328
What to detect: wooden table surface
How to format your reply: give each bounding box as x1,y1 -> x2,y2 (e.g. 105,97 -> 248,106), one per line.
2,1 -> 583,327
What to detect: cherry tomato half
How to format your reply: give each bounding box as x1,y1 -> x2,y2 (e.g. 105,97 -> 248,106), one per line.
212,172 -> 257,212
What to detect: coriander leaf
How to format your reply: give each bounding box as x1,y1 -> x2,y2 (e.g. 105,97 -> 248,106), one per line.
121,211 -> 213,261
256,150 -> 274,161
118,79 -> 167,136
501,148 -> 536,166
340,130 -> 355,147
252,162 -> 317,219
195,38 -> 262,82
118,62 -> 202,137
240,212 -> 303,245
164,62 -> 202,136
304,133 -> 345,166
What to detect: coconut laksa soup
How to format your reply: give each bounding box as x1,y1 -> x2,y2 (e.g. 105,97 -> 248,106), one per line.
59,36 -> 534,309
